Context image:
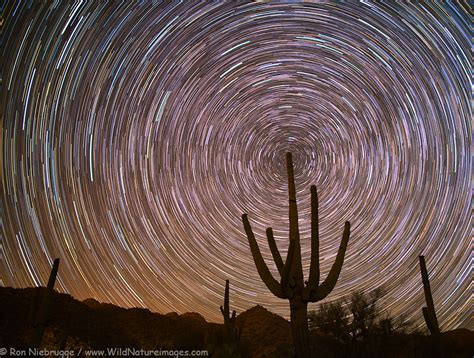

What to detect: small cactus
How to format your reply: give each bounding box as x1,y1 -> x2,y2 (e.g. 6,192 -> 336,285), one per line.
220,279 -> 241,341
32,258 -> 60,347
419,255 -> 440,336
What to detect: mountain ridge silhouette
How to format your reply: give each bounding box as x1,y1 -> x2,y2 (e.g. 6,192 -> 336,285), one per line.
1,286 -> 472,357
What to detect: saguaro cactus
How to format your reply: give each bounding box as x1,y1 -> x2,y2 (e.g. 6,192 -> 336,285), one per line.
32,258 -> 60,347
220,279 -> 241,341
419,255 -> 440,336
242,152 -> 351,358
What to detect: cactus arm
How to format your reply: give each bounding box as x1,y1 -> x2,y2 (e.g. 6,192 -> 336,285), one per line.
422,307 -> 434,333
419,256 -> 440,335
310,221 -> 350,302
32,258 -> 60,348
266,228 -> 284,275
306,185 -> 320,292
242,214 -> 285,298
223,280 -> 230,317
46,258 -> 60,291
281,237 -> 296,295
419,256 -> 434,309
286,152 -> 303,281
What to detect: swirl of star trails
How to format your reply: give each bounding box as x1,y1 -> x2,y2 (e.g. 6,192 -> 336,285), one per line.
1,2 -> 470,329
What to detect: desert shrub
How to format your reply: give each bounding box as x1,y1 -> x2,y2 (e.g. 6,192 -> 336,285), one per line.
349,288 -> 381,340
376,312 -> 414,336
309,298 -> 350,344
309,288 -> 412,343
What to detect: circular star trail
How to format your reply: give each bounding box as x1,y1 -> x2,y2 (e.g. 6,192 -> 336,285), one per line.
1,2 -> 471,330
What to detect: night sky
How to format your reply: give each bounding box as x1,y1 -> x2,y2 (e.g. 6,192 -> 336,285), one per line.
1,2 -> 471,330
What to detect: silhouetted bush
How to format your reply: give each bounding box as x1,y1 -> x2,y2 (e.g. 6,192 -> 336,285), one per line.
308,289 -> 422,356
309,298 -> 349,344
349,288 -> 382,340
309,289 -> 412,340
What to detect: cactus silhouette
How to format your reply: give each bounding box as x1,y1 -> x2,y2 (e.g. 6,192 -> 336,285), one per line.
220,279 -> 241,341
242,152 -> 351,358
32,258 -> 60,347
419,255 -> 440,336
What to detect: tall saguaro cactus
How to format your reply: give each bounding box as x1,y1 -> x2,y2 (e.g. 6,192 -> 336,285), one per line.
242,153 -> 351,358
220,279 -> 241,341
32,258 -> 60,347
419,255 -> 440,336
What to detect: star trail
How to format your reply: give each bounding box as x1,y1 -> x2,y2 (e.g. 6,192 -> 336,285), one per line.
1,2 -> 471,330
